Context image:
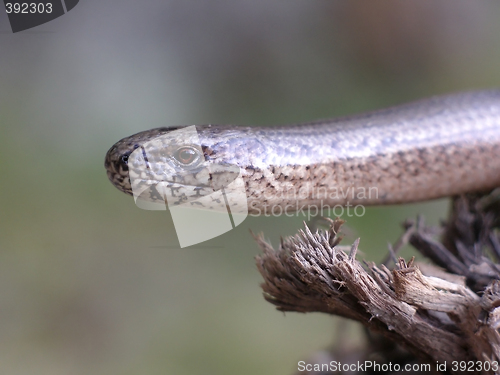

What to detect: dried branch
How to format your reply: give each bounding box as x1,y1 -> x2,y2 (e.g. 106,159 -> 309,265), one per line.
254,191 -> 500,374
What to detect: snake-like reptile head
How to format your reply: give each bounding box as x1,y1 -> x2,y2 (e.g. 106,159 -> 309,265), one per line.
105,127 -> 172,197
104,125 -> 255,213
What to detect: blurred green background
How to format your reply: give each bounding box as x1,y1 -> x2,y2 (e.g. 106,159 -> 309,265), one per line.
2,1 -> 500,374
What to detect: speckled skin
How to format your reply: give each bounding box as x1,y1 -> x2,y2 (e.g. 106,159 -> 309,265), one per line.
105,89 -> 500,214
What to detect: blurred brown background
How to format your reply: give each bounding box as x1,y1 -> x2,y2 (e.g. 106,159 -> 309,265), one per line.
1,1 -> 500,374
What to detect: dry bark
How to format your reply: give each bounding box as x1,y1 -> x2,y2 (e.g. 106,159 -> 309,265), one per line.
254,191 -> 500,374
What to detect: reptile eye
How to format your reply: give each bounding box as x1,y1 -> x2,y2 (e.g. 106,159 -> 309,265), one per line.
121,152 -> 131,164
173,146 -> 200,166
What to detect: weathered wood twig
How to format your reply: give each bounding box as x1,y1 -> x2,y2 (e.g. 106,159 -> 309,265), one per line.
255,191 -> 500,374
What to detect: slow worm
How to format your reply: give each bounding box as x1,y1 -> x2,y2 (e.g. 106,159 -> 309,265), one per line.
105,89 -> 500,214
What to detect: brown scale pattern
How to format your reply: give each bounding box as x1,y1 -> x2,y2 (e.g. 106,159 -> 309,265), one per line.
104,89 -> 500,214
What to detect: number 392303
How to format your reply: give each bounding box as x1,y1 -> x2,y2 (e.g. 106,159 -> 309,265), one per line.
5,3 -> 53,14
